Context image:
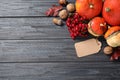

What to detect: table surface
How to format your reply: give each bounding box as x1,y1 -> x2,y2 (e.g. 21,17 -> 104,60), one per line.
0,0 -> 120,80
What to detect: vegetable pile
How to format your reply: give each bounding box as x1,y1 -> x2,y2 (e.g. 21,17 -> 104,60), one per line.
45,0 -> 120,61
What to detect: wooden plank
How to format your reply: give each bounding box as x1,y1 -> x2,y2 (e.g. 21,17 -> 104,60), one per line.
0,62 -> 120,80
0,0 -> 74,17
0,17 -> 102,40
0,39 -> 109,62
0,17 -> 108,62
0,18 -> 71,39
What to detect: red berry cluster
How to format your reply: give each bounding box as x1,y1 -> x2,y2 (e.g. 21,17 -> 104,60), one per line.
66,13 -> 89,39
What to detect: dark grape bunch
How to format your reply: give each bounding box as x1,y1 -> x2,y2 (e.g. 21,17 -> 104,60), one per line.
66,13 -> 89,39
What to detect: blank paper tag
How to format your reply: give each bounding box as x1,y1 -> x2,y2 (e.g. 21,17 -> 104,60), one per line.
75,38 -> 102,57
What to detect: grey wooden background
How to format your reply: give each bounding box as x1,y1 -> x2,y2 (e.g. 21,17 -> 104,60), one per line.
0,0 -> 120,80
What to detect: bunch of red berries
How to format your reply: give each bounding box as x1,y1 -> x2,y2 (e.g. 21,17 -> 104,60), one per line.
66,13 -> 89,39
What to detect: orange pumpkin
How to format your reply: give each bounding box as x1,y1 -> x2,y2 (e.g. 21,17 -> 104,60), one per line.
76,0 -> 103,19
88,17 -> 107,37
104,26 -> 120,39
102,0 -> 120,26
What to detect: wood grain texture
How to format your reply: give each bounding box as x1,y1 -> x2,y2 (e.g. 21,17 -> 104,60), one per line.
0,0 -> 109,62
0,62 -> 120,80
0,18 -> 108,62
0,0 -> 120,80
0,18 -> 70,39
0,39 -> 109,62
0,0 -> 74,17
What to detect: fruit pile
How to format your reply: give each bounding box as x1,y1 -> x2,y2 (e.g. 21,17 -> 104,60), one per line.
45,0 -> 120,61
46,0 -> 89,39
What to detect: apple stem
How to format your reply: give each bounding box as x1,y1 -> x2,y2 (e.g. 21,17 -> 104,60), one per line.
105,8 -> 111,12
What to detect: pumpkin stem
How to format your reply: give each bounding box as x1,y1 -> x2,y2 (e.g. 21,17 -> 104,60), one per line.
89,4 -> 94,9
100,23 -> 106,27
102,0 -> 105,2
100,23 -> 104,26
105,8 -> 111,12
108,26 -> 111,29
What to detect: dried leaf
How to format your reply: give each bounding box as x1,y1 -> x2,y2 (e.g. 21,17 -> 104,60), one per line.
45,5 -> 63,16
53,11 -> 59,16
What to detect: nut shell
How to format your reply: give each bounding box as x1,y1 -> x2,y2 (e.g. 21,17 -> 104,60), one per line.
59,9 -> 68,20
66,3 -> 75,12
103,46 -> 113,55
52,18 -> 62,26
59,0 -> 67,6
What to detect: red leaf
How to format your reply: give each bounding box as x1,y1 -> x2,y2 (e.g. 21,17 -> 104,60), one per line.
45,5 -> 63,16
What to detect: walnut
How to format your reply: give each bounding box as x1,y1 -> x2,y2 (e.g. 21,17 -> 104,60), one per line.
59,9 -> 68,20
66,3 -> 75,12
103,46 -> 113,55
53,18 -> 63,26
58,0 -> 68,6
